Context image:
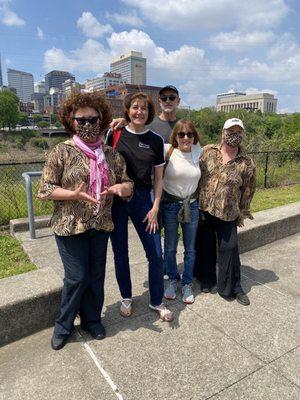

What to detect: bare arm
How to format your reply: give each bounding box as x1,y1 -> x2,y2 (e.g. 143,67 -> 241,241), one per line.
143,165 -> 164,233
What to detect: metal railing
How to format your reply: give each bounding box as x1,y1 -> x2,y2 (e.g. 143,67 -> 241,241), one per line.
22,171 -> 42,239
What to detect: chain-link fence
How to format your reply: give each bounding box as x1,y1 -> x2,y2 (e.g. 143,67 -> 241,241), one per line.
0,150 -> 299,226
0,161 -> 53,226
249,150 -> 300,188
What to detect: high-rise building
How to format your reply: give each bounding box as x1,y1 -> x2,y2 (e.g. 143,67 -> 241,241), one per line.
110,51 -> 146,85
61,79 -> 84,98
99,83 -> 161,116
7,68 -> 34,102
0,54 -> 3,87
216,91 -> 278,113
45,70 -> 75,92
34,81 -> 46,94
85,72 -> 124,92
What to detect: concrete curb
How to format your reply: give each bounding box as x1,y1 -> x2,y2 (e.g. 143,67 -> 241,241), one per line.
1,202 -> 300,348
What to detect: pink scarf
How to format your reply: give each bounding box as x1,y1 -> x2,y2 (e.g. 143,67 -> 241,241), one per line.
73,135 -> 110,201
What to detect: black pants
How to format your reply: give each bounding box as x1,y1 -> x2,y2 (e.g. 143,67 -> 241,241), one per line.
54,229 -> 109,338
194,211 -> 242,297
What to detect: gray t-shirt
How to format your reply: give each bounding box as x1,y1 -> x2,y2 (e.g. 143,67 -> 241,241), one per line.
147,116 -> 179,143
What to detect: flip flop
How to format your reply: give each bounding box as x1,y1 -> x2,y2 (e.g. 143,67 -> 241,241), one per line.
149,303 -> 174,322
120,298 -> 132,317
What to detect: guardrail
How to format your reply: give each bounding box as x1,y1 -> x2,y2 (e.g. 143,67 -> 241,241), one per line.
22,171 -> 42,239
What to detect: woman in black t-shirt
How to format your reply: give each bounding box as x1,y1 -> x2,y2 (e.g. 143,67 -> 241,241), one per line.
107,93 -> 174,322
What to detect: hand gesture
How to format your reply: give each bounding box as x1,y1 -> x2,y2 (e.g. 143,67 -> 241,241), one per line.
109,118 -> 127,130
72,182 -> 99,204
100,183 -> 132,198
143,207 -> 159,234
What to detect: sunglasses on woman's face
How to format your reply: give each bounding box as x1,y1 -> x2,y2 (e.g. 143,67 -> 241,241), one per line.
73,116 -> 99,125
177,131 -> 194,139
160,95 -> 177,102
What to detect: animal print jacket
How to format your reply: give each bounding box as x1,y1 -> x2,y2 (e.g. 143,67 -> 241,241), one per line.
199,144 -> 256,223
38,139 -> 133,236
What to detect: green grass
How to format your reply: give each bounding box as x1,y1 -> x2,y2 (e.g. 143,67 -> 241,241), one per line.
0,231 -> 37,279
251,183 -> 300,213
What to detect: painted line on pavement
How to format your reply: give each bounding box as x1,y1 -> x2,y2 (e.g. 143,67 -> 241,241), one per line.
83,341 -> 124,400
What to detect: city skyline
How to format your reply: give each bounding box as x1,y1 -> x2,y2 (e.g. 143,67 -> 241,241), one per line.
0,0 -> 300,112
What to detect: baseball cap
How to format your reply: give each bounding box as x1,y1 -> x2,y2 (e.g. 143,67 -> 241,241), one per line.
223,118 -> 244,130
159,85 -> 179,96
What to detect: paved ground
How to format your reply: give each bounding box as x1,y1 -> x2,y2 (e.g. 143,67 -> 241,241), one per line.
0,228 -> 299,400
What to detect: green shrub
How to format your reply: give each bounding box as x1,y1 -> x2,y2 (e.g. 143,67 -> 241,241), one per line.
31,138 -> 49,149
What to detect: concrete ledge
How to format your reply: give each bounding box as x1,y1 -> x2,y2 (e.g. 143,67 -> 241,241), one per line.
10,215 -> 51,234
0,268 -> 61,347
1,202 -> 299,347
239,203 -> 300,254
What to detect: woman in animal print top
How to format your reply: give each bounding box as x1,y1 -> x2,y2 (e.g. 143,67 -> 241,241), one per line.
38,92 -> 133,350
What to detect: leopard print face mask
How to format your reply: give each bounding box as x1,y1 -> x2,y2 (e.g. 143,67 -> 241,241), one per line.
224,131 -> 243,147
75,120 -> 101,142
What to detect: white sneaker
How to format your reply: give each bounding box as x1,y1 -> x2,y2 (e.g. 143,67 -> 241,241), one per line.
164,279 -> 177,300
182,284 -> 194,304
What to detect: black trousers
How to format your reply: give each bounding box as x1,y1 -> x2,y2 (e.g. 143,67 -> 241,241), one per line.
54,229 -> 109,338
194,211 -> 242,297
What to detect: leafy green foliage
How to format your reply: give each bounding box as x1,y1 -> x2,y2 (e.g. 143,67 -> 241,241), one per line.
0,91 -> 19,130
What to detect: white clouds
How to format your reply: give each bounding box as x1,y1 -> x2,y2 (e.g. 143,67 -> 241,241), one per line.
106,10 -> 144,27
122,0 -> 289,30
37,26 -> 44,40
210,31 -> 275,52
245,88 -> 278,96
0,3 -> 25,26
44,39 -> 111,73
77,11 -> 113,38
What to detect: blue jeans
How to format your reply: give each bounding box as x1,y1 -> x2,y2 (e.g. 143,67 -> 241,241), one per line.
162,200 -> 199,285
54,229 -> 109,338
110,187 -> 164,306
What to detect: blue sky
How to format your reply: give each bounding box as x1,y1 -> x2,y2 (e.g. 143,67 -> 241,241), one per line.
0,0 -> 300,112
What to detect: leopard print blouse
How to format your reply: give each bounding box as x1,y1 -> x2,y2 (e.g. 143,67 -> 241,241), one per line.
38,139 -> 133,236
199,144 -> 256,222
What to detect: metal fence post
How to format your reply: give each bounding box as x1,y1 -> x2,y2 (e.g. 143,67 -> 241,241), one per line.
22,172 -> 42,239
264,152 -> 269,188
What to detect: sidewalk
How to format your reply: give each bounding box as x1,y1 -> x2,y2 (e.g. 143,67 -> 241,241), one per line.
0,229 -> 299,399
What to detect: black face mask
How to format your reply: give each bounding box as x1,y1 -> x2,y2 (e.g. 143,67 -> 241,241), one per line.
75,120 -> 100,142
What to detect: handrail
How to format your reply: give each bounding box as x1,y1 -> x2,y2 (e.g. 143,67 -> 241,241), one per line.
22,171 -> 42,239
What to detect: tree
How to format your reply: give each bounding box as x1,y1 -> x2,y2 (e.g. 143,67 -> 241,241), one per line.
37,121 -> 49,128
0,91 -> 19,130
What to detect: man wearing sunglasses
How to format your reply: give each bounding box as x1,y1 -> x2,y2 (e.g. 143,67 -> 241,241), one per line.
109,85 -> 180,143
148,85 -> 181,143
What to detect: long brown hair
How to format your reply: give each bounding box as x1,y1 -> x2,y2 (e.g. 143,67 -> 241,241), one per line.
169,119 -> 201,148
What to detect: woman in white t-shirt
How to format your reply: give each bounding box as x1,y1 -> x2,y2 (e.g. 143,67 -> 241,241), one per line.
162,120 -> 202,304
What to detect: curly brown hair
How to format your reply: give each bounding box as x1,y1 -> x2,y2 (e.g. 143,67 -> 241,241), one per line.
169,119 -> 201,147
123,92 -> 155,125
58,92 -> 112,136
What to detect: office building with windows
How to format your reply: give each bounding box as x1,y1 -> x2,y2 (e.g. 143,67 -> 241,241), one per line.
85,72 -> 124,92
7,68 -> 34,102
45,70 -> 75,92
216,91 -> 277,113
110,51 -> 146,85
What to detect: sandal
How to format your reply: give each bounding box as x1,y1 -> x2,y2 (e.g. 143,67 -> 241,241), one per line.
149,303 -> 174,322
120,298 -> 132,317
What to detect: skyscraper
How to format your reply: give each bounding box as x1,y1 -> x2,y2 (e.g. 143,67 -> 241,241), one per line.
45,70 -> 75,92
0,54 -> 3,87
7,68 -> 34,102
110,51 -> 146,85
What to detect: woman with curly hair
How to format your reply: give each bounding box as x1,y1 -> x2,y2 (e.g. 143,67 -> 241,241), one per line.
38,92 -> 133,350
